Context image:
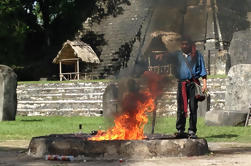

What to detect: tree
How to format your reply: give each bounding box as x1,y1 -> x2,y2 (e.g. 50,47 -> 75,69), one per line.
0,0 -> 130,80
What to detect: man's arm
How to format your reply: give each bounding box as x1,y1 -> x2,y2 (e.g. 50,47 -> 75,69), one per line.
202,75 -> 207,93
154,51 -> 177,63
198,51 -> 207,92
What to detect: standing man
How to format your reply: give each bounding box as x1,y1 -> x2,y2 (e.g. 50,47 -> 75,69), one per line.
156,36 -> 207,139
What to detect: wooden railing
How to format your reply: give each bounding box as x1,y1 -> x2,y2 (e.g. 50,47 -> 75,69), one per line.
60,72 -> 79,81
148,65 -> 172,75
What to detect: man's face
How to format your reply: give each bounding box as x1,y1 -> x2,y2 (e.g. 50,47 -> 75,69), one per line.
181,41 -> 191,54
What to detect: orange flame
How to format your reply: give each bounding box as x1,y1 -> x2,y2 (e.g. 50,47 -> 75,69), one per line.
89,71 -> 163,141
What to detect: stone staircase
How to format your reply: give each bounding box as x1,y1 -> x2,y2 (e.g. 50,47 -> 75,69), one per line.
155,78 -> 226,116
16,78 -> 226,117
84,0 -> 153,78
17,82 -> 109,116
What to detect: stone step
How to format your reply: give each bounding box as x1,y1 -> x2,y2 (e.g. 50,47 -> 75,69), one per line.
16,78 -> 226,117
17,86 -> 107,90
18,82 -> 108,87
17,101 -> 102,110
18,93 -> 103,101
17,87 -> 106,95
17,109 -> 103,117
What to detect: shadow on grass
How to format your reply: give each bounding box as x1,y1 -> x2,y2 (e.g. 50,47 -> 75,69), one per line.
20,119 -> 43,122
206,134 -> 238,139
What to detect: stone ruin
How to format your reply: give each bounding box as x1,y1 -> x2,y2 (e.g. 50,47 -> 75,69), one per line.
0,65 -> 17,121
24,0 -> 251,159
205,64 -> 251,126
205,27 -> 251,126
28,134 -> 209,159
78,0 -> 251,79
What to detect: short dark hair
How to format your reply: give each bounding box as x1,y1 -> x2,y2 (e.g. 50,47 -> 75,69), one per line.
181,36 -> 194,45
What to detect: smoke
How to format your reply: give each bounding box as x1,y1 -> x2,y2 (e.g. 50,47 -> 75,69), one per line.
101,70 -> 167,137
103,0 -> 210,130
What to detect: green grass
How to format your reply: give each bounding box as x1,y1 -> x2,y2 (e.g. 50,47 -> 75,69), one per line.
151,117 -> 251,143
1,116 -> 251,143
207,74 -> 227,79
0,116 -> 106,141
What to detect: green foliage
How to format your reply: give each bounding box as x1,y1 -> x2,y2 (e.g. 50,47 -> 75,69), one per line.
0,0 -> 130,80
0,0 -> 29,65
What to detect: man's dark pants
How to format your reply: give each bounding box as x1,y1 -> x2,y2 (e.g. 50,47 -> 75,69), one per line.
176,81 -> 198,133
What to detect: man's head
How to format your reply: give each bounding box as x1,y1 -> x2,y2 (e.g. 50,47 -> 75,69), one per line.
180,36 -> 193,54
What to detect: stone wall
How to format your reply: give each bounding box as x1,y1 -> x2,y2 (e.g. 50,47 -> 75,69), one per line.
155,78 -> 226,117
17,82 -> 109,116
17,78 -> 226,117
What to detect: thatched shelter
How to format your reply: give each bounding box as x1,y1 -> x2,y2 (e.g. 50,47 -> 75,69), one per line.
53,40 -> 100,81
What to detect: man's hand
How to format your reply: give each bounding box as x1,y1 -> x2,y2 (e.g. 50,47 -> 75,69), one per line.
202,77 -> 207,93
202,84 -> 207,93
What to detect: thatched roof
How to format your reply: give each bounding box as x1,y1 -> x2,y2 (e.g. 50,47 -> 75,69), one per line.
143,31 -> 181,54
53,40 -> 100,65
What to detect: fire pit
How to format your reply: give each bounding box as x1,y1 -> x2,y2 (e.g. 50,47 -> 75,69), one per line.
28,133 -> 209,159
28,74 -> 209,159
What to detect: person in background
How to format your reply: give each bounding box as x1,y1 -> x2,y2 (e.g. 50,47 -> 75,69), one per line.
155,36 -> 207,139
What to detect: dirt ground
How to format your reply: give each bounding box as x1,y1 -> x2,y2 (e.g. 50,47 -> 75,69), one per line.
1,140 -> 251,166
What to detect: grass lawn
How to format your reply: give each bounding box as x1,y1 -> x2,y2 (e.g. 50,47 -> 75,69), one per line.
0,116 -> 251,143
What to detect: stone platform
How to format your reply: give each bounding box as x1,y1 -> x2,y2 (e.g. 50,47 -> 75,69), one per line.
28,134 -> 209,159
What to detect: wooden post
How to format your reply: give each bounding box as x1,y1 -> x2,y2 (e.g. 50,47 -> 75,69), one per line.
59,61 -> 62,81
77,58 -> 80,80
208,50 -> 211,75
148,57 -> 151,71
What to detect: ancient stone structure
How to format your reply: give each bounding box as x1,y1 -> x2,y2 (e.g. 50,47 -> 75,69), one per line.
17,82 -> 109,116
78,0 -> 251,79
17,78 -> 226,117
228,30 -> 251,73
225,64 -> 251,112
0,65 -> 17,121
205,64 -> 251,126
28,134 -> 209,159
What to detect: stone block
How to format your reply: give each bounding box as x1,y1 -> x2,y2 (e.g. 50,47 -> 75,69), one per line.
225,64 -> 251,112
102,83 -> 119,117
205,110 -> 247,126
228,30 -> 251,68
0,65 -> 17,121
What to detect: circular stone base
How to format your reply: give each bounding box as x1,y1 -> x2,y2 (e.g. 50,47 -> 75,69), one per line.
28,134 -> 209,159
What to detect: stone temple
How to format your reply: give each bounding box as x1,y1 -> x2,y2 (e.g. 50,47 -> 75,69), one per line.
77,0 -> 251,79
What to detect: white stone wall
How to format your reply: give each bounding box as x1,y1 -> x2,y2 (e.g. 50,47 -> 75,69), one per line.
17,82 -> 109,116
17,78 -> 226,117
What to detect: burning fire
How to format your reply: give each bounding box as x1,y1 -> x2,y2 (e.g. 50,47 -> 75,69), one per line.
89,71 -> 163,141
